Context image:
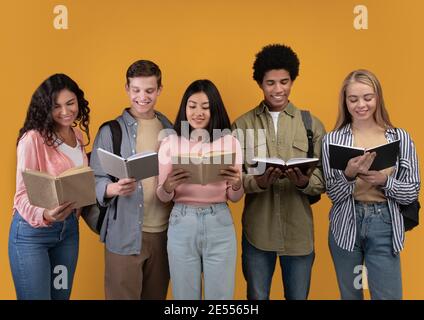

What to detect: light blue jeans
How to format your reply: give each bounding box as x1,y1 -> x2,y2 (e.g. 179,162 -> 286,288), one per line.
8,211 -> 79,300
167,202 -> 236,300
329,201 -> 402,300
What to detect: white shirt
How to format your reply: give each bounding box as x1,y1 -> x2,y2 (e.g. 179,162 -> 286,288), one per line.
58,139 -> 84,167
269,111 -> 280,136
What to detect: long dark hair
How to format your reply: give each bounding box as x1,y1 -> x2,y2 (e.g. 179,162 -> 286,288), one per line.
17,73 -> 90,146
173,79 -> 231,141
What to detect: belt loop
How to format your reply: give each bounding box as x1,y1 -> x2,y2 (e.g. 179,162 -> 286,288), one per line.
182,205 -> 186,217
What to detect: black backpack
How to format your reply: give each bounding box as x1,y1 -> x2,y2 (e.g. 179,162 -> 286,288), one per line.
82,120 -> 122,234
300,110 -> 321,205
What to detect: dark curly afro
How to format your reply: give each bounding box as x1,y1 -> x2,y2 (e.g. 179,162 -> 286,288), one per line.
253,44 -> 300,84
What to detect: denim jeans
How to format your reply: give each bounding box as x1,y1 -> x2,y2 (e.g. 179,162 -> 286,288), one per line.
329,201 -> 402,300
241,233 -> 315,300
167,203 -> 236,300
8,211 -> 79,300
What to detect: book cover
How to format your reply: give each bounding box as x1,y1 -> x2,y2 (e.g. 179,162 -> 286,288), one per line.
172,151 -> 236,185
329,139 -> 400,171
97,148 -> 159,181
22,166 -> 96,209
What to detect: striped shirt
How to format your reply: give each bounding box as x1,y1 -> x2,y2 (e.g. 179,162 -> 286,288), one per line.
322,124 -> 420,253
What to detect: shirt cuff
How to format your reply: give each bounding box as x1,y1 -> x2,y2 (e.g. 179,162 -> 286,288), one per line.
244,175 -> 267,193
157,185 -> 175,203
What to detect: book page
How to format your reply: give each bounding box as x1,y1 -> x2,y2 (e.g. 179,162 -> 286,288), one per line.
286,158 -> 319,166
251,157 -> 286,165
59,166 -> 93,177
127,151 -> 157,161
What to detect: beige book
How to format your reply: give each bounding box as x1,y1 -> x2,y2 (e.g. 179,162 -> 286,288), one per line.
172,151 -> 236,185
22,166 -> 96,209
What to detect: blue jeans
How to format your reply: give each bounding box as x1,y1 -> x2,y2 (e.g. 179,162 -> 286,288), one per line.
8,211 -> 79,300
242,233 -> 315,300
167,203 -> 237,300
329,201 -> 402,300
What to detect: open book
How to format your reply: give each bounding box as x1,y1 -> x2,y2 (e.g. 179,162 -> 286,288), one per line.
172,151 -> 236,185
22,166 -> 96,209
329,140 -> 400,171
251,157 -> 319,175
97,148 -> 158,181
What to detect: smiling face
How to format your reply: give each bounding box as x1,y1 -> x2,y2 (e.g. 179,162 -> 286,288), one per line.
126,76 -> 162,119
51,89 -> 79,131
260,69 -> 293,111
185,91 -> 211,130
345,81 -> 377,124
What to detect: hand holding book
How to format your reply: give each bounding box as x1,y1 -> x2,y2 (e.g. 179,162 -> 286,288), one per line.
285,166 -> 314,188
254,167 -> 283,189
344,151 -> 376,180
105,178 -> 137,197
328,140 -> 399,171
220,165 -> 242,191
163,168 -> 191,193
43,201 -> 76,223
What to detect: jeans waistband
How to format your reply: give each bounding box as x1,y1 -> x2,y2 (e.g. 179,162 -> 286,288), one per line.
173,202 -> 228,215
354,200 -> 389,211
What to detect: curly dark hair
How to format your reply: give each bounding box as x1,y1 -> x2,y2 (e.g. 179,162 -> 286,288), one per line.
17,73 -> 90,147
253,44 -> 300,84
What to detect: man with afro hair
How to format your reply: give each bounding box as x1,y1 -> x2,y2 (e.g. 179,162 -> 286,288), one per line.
232,44 -> 326,300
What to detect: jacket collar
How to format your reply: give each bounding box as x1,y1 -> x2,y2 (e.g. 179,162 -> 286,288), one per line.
255,101 -> 296,117
122,108 -> 173,129
340,123 -> 398,136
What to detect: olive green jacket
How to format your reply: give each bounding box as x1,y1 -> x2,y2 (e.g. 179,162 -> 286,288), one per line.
232,102 -> 326,255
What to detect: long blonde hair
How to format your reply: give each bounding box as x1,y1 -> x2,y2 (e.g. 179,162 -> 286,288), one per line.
334,69 -> 394,131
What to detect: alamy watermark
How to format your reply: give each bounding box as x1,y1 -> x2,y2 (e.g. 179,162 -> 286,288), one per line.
354,5 -> 368,30
157,121 -> 268,174
353,265 -> 369,290
53,5 -> 68,30
53,265 -> 69,290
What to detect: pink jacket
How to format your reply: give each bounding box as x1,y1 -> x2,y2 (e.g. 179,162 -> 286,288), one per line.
156,134 -> 244,205
13,129 -> 88,227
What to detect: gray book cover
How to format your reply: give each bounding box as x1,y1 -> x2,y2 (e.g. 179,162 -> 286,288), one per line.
97,148 -> 159,181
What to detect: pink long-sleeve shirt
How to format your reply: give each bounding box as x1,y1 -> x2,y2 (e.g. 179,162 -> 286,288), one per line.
13,129 -> 88,227
156,134 -> 244,205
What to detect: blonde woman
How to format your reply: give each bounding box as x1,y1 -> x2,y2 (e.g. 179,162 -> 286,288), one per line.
322,69 -> 420,300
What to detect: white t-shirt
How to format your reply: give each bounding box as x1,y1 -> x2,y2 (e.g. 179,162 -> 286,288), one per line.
58,139 -> 84,167
269,111 -> 281,136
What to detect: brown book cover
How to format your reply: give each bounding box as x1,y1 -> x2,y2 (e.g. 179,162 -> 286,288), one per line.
22,166 -> 96,209
172,151 -> 236,185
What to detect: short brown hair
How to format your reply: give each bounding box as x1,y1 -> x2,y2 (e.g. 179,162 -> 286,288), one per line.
126,60 -> 162,87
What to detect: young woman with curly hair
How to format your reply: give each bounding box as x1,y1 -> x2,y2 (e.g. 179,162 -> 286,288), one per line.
9,73 -> 91,300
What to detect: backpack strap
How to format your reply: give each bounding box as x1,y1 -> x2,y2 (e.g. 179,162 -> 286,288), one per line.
300,110 -> 314,158
99,120 -> 122,157
98,120 -> 123,221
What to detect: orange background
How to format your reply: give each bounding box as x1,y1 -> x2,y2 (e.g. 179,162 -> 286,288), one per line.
0,0 -> 423,299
